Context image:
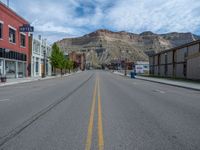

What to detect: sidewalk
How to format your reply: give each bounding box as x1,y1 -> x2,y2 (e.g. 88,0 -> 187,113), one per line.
136,76 -> 200,91
0,71 -> 82,87
113,71 -> 200,91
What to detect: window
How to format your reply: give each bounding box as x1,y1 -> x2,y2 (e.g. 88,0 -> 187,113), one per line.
9,28 -> 16,43
20,34 -> 26,47
36,58 -> 39,73
0,23 -> 2,39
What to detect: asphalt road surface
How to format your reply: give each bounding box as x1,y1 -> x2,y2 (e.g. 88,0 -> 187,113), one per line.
0,71 -> 200,150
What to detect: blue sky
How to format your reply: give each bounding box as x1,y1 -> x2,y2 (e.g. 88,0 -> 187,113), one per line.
1,0 -> 200,43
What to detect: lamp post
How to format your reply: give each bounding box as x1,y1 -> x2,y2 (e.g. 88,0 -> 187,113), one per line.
124,58 -> 127,76
42,50 -> 46,78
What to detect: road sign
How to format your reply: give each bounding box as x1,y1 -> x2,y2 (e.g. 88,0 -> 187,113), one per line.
19,25 -> 34,32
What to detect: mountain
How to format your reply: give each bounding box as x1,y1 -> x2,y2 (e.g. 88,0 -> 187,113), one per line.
56,29 -> 200,66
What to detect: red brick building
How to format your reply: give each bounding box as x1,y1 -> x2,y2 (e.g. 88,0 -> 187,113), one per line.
0,2 -> 30,78
69,52 -> 86,71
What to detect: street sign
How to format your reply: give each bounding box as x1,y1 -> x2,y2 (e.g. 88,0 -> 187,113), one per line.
19,25 -> 34,32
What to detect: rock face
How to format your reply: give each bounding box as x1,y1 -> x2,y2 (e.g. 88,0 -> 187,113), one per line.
56,29 -> 200,66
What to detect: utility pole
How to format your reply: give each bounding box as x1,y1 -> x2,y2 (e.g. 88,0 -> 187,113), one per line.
42,50 -> 46,78
124,58 -> 127,76
7,0 -> 9,7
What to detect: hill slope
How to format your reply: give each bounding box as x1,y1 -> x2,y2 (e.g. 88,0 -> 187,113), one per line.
56,29 -> 200,66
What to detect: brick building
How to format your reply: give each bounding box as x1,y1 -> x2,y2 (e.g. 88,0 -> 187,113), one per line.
149,40 -> 200,80
0,2 -> 30,78
69,51 -> 86,71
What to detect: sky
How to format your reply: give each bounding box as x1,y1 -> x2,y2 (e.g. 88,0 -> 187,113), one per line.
1,0 -> 200,43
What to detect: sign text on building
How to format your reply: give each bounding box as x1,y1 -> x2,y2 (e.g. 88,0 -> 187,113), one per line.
19,25 -> 34,32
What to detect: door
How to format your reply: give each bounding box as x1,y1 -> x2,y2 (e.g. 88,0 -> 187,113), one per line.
0,59 -> 3,76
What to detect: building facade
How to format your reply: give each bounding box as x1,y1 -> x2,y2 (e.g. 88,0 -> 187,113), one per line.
69,51 -> 86,71
149,40 -> 200,80
0,2 -> 29,78
30,35 -> 52,77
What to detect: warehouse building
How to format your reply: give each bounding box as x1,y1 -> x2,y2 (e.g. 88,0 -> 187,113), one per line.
149,40 -> 200,80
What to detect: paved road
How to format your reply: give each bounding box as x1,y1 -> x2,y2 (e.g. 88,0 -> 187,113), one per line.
0,71 -> 200,150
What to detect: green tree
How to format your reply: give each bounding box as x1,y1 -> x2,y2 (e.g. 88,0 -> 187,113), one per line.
57,51 -> 65,76
50,43 -> 60,74
68,60 -> 74,73
64,58 -> 69,74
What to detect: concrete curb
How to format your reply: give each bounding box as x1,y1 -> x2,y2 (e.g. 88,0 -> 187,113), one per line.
112,71 -> 200,91
0,71 -> 82,87
135,77 -> 200,91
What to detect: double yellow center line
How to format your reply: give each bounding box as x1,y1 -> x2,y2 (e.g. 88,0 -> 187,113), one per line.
85,76 -> 104,150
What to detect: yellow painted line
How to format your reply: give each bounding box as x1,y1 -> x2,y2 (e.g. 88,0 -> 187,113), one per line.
97,77 -> 104,150
85,78 -> 97,150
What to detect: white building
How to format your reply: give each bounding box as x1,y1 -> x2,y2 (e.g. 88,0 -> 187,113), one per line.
31,35 -> 52,77
135,61 -> 149,74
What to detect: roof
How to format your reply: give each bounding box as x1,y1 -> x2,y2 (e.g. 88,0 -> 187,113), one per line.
0,1 -> 29,24
150,39 -> 200,57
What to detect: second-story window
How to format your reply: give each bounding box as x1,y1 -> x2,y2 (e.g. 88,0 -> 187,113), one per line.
0,23 -> 2,39
9,28 -> 16,43
20,34 -> 26,47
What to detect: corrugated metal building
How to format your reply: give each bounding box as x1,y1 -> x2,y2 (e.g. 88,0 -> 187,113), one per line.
149,40 -> 200,80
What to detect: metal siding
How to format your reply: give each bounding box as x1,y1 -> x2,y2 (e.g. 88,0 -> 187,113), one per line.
175,64 -> 184,78
176,48 -> 186,62
167,65 -> 173,77
160,54 -> 165,65
167,51 -> 173,64
187,56 -> 200,80
160,66 -> 165,76
154,55 -> 158,65
188,44 -> 199,56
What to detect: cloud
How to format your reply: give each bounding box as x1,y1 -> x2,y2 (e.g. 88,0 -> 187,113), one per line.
2,0 -> 200,43
105,0 -> 200,34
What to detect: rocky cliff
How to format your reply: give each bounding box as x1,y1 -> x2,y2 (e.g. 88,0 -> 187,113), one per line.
56,29 -> 200,66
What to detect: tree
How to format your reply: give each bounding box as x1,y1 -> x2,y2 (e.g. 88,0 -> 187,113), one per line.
50,43 -> 74,75
68,60 -> 74,73
57,51 -> 65,76
50,43 -> 60,74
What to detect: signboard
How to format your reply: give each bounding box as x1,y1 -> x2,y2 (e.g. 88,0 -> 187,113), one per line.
19,25 -> 34,32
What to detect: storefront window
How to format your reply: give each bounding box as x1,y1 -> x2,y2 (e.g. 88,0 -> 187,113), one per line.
18,62 -> 25,78
5,60 -> 16,78
0,59 -> 3,76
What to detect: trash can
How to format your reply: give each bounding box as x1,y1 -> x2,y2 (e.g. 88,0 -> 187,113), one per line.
1,76 -> 7,82
130,71 -> 135,79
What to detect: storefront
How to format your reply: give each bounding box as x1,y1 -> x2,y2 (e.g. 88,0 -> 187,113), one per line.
0,2 -> 30,79
31,36 -> 52,77
0,59 -> 3,75
0,48 -> 26,78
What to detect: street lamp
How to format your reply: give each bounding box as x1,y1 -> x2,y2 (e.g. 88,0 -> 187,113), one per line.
42,50 -> 46,78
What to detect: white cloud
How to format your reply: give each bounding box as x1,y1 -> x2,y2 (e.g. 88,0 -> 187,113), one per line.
4,0 -> 200,43
105,0 -> 200,33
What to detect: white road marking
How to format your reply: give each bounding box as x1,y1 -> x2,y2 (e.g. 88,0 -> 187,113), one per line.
0,99 -> 10,102
154,89 -> 166,94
